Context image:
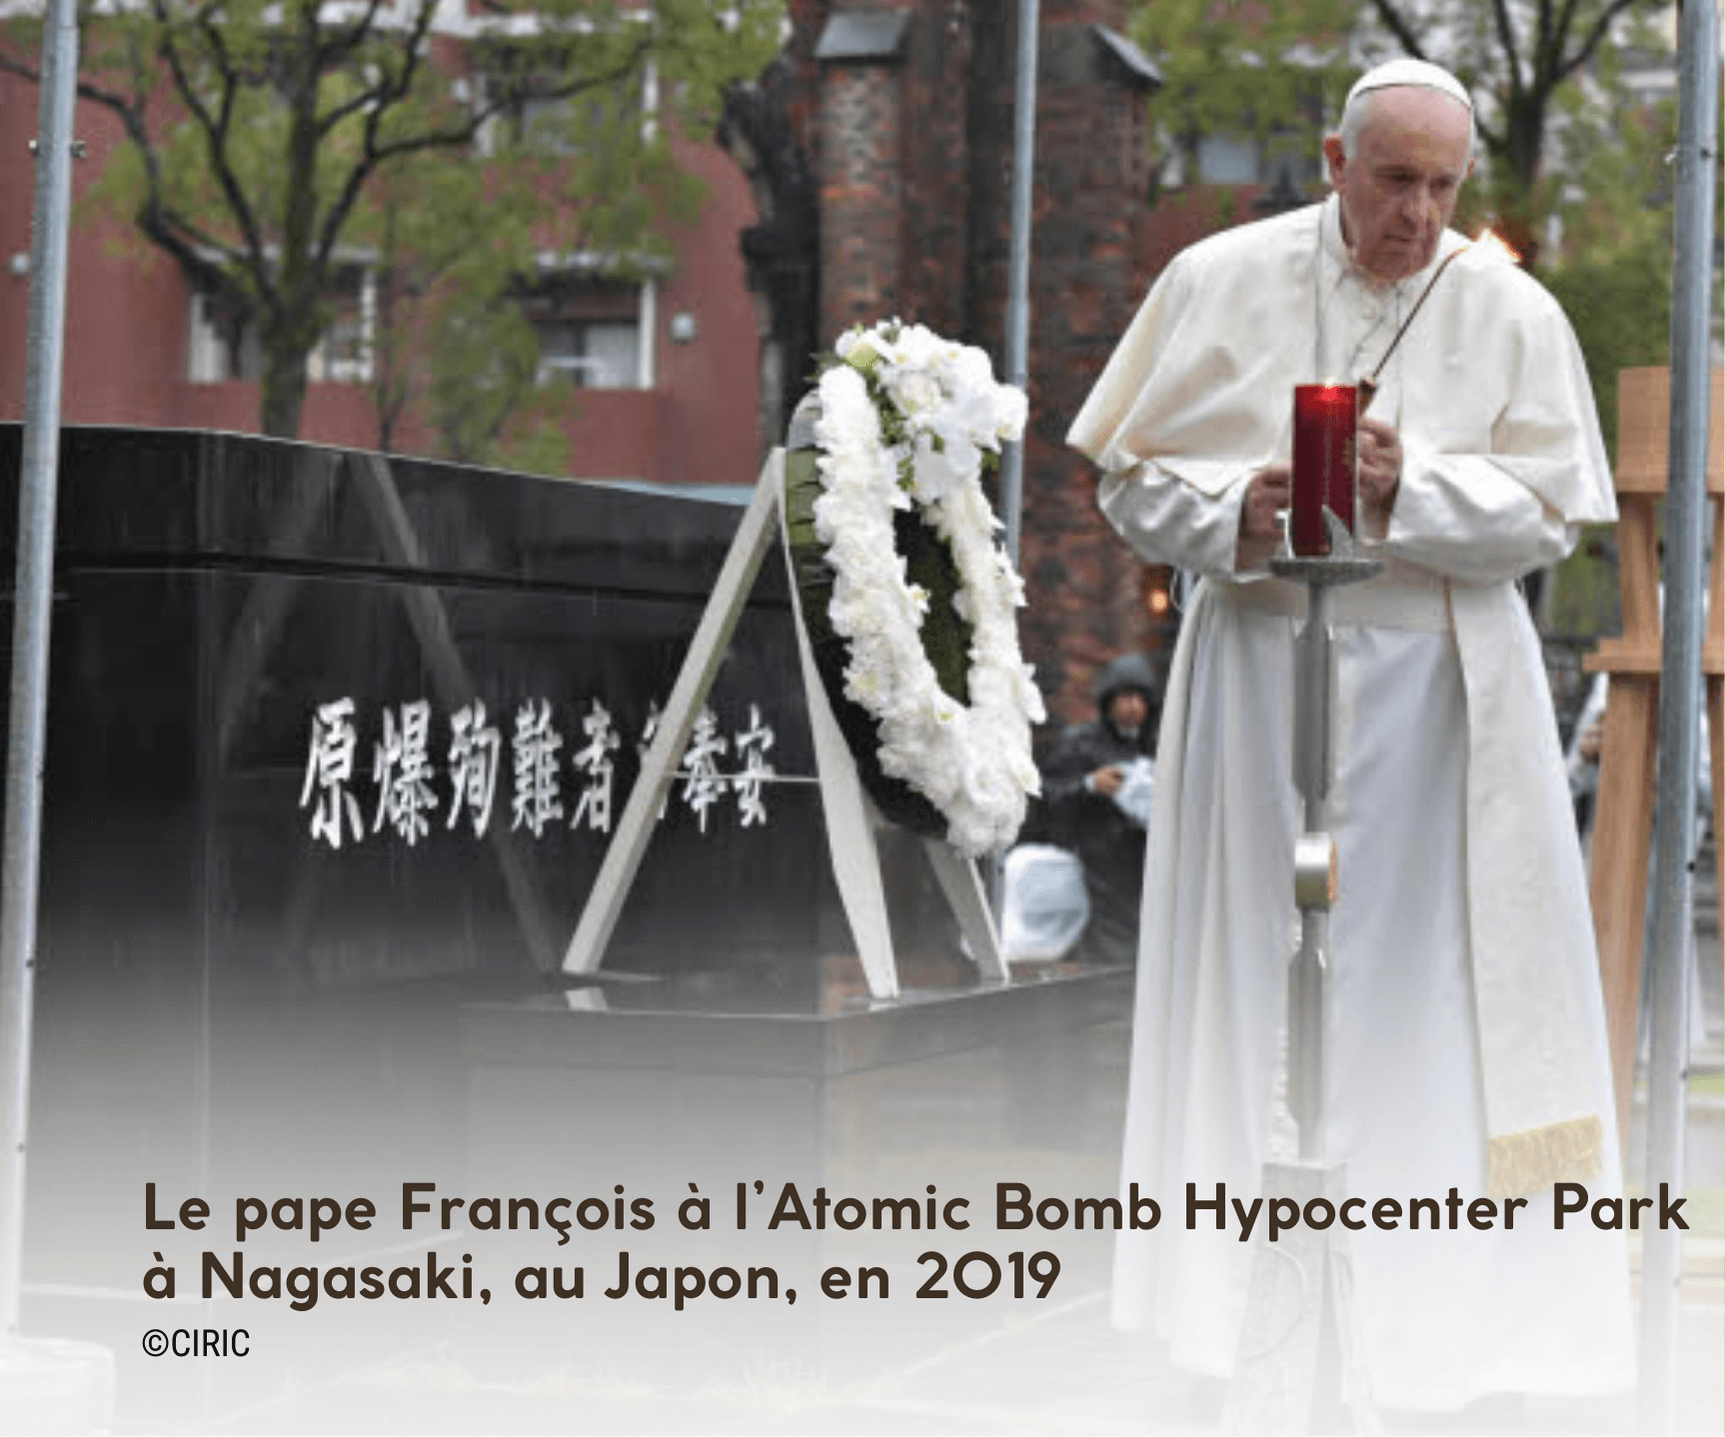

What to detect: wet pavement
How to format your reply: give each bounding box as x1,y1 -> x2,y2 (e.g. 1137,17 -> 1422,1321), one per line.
20,983 -> 1717,1437
13,907 -> 1724,1435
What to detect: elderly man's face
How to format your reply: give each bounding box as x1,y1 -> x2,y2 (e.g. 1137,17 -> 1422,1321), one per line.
1323,87 -> 1474,282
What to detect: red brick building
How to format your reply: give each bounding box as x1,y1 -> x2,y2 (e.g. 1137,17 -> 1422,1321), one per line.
724,1 -> 1172,724
4,4 -> 1254,727
0,51 -> 765,498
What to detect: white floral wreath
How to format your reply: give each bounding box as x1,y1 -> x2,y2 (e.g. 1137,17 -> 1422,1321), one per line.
808,320 -> 1046,859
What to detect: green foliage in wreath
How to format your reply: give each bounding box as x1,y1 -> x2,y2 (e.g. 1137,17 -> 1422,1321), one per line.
783,436 -> 974,838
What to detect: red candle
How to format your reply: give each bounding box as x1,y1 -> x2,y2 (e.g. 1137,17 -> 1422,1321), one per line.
1290,384 -> 1358,556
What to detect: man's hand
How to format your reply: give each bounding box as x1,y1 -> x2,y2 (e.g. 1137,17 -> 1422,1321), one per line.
1239,463 -> 1292,541
1358,417 -> 1403,517
1090,765 -> 1126,797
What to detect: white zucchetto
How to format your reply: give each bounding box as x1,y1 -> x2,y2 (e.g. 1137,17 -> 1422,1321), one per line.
1346,57 -> 1473,113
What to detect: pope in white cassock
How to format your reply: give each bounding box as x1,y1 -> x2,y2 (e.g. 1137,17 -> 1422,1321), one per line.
1068,59 -> 1635,1410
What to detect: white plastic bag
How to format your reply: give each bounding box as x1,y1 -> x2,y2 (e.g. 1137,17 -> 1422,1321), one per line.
1000,844 -> 1090,962
1111,756 -> 1155,828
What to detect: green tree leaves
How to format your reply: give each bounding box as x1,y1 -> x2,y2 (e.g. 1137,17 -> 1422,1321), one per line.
0,0 -> 784,449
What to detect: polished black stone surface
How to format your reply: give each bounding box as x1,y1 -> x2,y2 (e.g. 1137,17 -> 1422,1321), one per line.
0,423 -> 825,998
462,962 -> 1135,1078
0,424 -> 792,600
3,427 -> 1143,1433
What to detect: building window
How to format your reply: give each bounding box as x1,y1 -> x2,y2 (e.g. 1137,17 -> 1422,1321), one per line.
1189,133 -> 1322,195
1262,145 -> 1321,199
470,46 -> 657,158
187,288 -> 262,382
518,272 -> 653,390
1196,134 -> 1261,185
306,266 -> 375,383
187,265 -> 375,385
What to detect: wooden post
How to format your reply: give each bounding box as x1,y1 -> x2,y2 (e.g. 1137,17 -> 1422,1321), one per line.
1585,366 -> 1725,1140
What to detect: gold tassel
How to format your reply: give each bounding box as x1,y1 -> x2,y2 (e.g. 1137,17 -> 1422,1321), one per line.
1486,1116 -> 1603,1199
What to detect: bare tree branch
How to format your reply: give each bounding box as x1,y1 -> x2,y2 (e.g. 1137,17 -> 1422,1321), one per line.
312,0 -> 455,266
135,198 -> 246,291
1491,0 -> 1527,92
318,0 -> 392,67
315,0 -> 439,140
1366,0 -> 1429,59
1534,0 -> 1558,78
1554,0 -> 1645,85
10,20 -> 241,295
149,0 -> 273,295
0,49 -> 39,83
5,0 -> 774,438
313,27 -> 655,273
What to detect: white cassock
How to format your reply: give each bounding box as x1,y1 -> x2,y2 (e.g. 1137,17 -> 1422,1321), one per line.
1068,195 -> 1636,1410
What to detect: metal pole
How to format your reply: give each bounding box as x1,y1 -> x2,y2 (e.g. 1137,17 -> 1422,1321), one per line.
1288,580 -> 1335,1161
999,0 -> 1040,569
1229,518 -> 1380,1431
990,0 -> 1040,920
0,0 -> 80,1339
1638,3 -> 1717,1430
1274,513 -> 1380,1163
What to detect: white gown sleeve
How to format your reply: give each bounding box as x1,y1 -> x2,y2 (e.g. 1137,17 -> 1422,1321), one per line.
1098,463 -> 1259,577
1377,442 -> 1577,584
1073,250 -> 1280,578
1371,282 -> 1609,585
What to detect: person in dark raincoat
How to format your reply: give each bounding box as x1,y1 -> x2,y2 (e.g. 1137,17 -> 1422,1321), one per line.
1037,653 -> 1160,965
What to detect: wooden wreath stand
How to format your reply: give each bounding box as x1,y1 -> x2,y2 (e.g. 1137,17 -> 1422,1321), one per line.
1585,365 -> 1724,1139
560,448 -> 1009,1000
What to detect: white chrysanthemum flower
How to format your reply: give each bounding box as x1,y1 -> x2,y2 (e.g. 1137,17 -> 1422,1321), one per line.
950,345 -> 995,389
908,443 -> 959,505
808,321 -> 1042,858
992,385 -> 1029,442
884,366 -> 942,416
891,323 -> 946,368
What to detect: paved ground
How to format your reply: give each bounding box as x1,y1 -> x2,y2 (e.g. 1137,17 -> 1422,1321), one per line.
175,1130 -> 1723,1436
17,857 -> 1725,1435
165,1009 -> 1724,1437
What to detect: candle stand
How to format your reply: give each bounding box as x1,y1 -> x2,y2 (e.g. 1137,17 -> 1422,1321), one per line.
1222,509 -> 1383,1436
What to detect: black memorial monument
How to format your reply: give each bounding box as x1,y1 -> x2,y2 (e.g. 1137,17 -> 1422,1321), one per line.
3,426 -> 1129,1422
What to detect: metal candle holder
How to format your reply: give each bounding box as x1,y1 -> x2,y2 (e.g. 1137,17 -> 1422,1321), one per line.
1222,507 -> 1386,1436
1269,507 -> 1382,1159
